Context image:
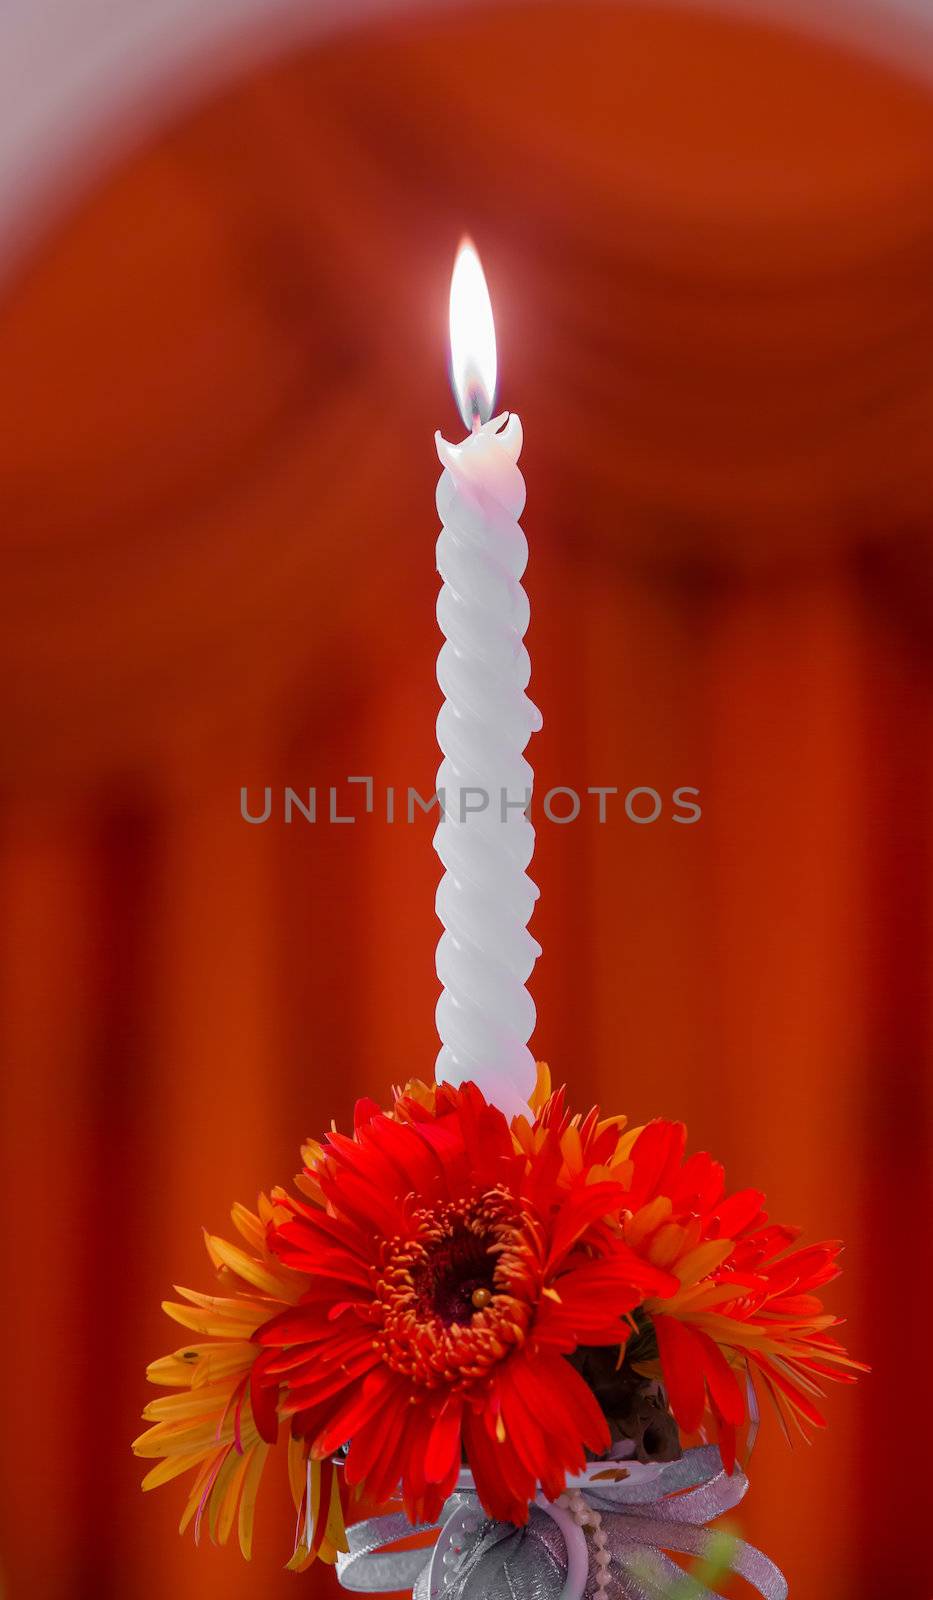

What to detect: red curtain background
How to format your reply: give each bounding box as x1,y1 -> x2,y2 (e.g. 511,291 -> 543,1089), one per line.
1,4 -> 932,1597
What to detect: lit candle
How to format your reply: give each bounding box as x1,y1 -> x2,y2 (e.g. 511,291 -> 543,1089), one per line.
434,239 -> 543,1120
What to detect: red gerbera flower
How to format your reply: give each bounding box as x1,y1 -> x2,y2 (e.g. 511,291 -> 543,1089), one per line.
256,1081 -> 676,1526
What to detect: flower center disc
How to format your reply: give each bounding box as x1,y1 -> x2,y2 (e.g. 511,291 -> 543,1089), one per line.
376,1193 -> 536,1388
412,1222 -> 496,1325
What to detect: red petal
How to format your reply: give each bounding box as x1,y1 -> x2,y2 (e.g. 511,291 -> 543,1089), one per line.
462,1407 -> 533,1524
353,1096 -> 382,1133
546,1182 -> 628,1264
510,1350 -> 609,1458
345,1389 -> 410,1500
710,1189 -> 766,1241
249,1359 -> 280,1444
672,1152 -> 725,1213
717,1420 -> 737,1473
694,1329 -> 746,1426
627,1121 -> 687,1208
313,1368 -> 395,1455
749,1355 -> 828,1428
424,1399 -> 464,1485
653,1314 -> 707,1433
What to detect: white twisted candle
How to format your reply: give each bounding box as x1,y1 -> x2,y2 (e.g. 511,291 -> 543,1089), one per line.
433,410 -> 543,1119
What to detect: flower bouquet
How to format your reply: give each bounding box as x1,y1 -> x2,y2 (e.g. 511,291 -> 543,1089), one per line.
135,1069 -> 860,1598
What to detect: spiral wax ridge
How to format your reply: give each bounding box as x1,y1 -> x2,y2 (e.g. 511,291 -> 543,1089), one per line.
433,411 -> 543,1117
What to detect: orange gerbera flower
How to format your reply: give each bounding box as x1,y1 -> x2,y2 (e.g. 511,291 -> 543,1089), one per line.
582,1113 -> 863,1470
258,1080 -> 676,1526
133,1195 -> 349,1569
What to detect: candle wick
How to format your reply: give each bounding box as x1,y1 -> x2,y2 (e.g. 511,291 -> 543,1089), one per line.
464,377 -> 486,433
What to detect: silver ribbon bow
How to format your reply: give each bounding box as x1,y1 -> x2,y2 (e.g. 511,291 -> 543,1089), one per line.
336,1448 -> 788,1600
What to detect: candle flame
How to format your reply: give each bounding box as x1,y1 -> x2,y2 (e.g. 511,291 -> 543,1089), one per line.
449,237 -> 497,431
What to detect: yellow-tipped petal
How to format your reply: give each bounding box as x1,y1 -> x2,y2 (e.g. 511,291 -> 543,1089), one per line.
142,1379 -> 241,1422
140,1449 -> 210,1490
287,1431 -> 307,1509
204,1233 -> 295,1298
147,1341 -> 256,1390
674,1239 -> 736,1287
647,1223 -> 687,1269
230,1202 -> 267,1253
179,1452 -> 222,1537
210,1447 -> 249,1546
161,1296 -> 267,1339
559,1124 -> 584,1174
625,1195 -> 671,1246
237,1442 -> 269,1560
286,1542 -> 312,1573
528,1061 -> 552,1114
323,1473 -> 349,1557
